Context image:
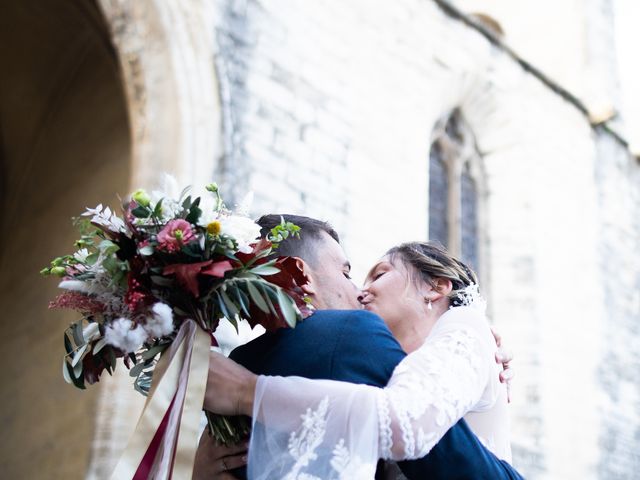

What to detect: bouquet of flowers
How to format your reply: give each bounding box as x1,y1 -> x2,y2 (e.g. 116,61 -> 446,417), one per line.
42,180 -> 312,478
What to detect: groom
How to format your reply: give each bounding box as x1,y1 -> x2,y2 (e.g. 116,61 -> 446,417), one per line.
196,214 -> 522,479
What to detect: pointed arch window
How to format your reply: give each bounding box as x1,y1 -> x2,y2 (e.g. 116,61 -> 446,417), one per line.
428,110 -> 485,275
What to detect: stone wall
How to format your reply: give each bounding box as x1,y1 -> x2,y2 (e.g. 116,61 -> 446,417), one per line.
210,0 -> 640,478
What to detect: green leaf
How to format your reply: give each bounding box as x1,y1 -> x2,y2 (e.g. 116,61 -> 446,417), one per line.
216,292 -> 232,319
258,283 -> 278,316
233,284 -> 251,317
246,280 -> 269,313
62,359 -> 73,384
141,343 -> 167,361
277,288 -> 298,328
71,321 -> 84,347
131,206 -> 150,218
92,338 -> 107,354
220,290 -> 239,319
99,239 -> 120,255
71,344 -> 89,367
64,331 -> 74,355
248,265 -> 281,276
129,361 -> 146,378
181,195 -> 192,211
153,199 -> 164,218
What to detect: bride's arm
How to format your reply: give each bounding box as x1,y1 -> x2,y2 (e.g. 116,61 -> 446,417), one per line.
205,308 -> 495,476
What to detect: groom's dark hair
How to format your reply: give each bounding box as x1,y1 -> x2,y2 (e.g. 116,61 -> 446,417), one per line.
256,214 -> 339,266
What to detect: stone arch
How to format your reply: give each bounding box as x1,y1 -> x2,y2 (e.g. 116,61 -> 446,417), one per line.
97,0 -> 224,188
0,0 -> 132,477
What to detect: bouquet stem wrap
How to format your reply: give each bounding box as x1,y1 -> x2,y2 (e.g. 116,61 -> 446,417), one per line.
111,319 -> 210,480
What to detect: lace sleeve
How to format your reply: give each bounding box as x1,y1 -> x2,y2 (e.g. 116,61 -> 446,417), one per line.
379,307 -> 493,460
248,307 -> 495,478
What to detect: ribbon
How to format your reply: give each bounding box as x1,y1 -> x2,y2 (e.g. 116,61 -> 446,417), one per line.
111,320 -> 211,480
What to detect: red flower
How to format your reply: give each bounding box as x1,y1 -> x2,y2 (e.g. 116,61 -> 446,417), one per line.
201,260 -> 234,278
164,260 -> 214,298
157,219 -> 196,253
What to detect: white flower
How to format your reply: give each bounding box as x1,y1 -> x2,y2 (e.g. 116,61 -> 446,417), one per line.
74,248 -> 90,262
144,303 -> 175,338
220,215 -> 261,253
58,279 -> 90,293
82,204 -> 127,233
197,194 -> 220,227
149,174 -> 184,221
212,317 -> 266,356
104,317 -> 148,353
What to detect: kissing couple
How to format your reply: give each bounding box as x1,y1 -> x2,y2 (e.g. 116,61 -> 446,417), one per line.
195,214 -> 524,479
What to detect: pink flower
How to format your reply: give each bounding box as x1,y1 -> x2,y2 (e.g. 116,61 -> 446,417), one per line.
157,219 -> 195,253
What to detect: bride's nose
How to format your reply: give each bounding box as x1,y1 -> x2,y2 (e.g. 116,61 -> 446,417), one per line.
357,290 -> 368,304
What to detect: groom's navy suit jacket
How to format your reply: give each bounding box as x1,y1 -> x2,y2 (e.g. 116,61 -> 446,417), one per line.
230,309 -> 523,479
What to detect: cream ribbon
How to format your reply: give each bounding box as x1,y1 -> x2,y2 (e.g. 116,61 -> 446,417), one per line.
110,320 -> 210,480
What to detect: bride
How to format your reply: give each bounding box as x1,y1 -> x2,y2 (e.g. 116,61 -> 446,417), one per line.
205,241 -> 515,478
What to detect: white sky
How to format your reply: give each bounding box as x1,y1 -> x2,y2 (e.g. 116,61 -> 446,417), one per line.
613,0 -> 640,152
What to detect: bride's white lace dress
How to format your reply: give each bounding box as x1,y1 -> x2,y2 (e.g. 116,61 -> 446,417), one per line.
248,305 -> 512,479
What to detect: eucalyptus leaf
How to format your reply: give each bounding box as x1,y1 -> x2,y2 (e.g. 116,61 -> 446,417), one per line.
258,283 -> 278,316
248,265 -> 281,276
129,361 -> 146,378
139,245 -> 154,256
62,359 -> 73,384
93,338 -> 107,354
277,288 -> 298,328
233,285 -> 250,317
220,290 -> 239,318
141,344 -> 166,361
217,292 -> 232,319
246,280 -> 269,313
73,359 -> 83,379
71,344 -> 88,367
71,321 -> 84,347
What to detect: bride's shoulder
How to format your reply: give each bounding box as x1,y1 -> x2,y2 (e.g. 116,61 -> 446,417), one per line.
439,305 -> 487,325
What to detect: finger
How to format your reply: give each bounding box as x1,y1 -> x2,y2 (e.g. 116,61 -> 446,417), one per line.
212,439 -> 249,456
495,347 -> 513,365
221,452 -> 248,471
490,327 -> 502,347
499,367 -> 514,383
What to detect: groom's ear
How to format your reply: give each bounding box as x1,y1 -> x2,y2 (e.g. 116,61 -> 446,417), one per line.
295,257 -> 317,296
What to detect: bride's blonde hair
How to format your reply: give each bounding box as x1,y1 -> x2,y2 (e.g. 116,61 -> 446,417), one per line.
386,242 -> 478,307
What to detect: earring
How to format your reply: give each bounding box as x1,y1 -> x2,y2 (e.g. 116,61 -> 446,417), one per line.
426,299 -> 433,310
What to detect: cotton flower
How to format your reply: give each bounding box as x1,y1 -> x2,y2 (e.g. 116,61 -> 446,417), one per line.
82,322 -> 102,343
58,279 -> 91,293
219,215 -> 261,253
104,317 -> 148,353
144,303 -> 175,338
212,317 -> 266,356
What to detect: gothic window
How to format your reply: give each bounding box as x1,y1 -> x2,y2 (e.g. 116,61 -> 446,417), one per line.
428,110 -> 485,274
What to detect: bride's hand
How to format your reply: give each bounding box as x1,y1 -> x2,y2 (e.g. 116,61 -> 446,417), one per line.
204,351 -> 257,416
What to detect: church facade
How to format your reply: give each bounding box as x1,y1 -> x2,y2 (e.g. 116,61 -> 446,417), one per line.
1,0 -> 637,478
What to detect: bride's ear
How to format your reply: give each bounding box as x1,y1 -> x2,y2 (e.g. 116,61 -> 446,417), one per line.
295,258 -> 317,296
430,278 -> 453,299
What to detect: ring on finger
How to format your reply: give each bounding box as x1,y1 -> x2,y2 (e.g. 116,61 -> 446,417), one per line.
221,458 -> 228,471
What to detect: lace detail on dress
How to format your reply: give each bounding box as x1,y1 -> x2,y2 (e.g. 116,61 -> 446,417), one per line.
286,397 -> 330,479
284,396 -> 375,480
382,327 -> 485,460
377,390 -> 393,459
